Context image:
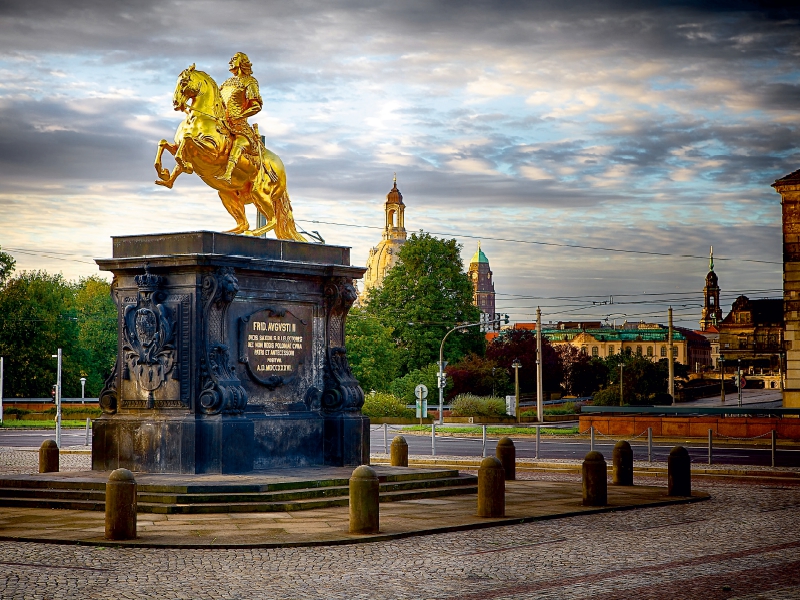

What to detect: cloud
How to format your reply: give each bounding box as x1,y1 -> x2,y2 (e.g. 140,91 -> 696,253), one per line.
0,0 -> 797,328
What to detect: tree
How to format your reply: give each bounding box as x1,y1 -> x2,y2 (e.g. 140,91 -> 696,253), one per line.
345,308 -> 402,393
366,232 -> 483,373
0,271 -> 81,397
72,276 -> 117,397
603,352 -> 674,405
486,329 -> 563,394
555,345 -> 609,397
445,354 -> 511,399
0,246 -> 15,287
388,362 -> 447,403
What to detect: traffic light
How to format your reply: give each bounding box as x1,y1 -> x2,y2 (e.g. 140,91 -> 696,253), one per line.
438,373 -> 447,388
504,314 -> 510,324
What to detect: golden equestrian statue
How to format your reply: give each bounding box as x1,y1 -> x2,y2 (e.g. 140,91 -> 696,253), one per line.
154,53 -> 306,240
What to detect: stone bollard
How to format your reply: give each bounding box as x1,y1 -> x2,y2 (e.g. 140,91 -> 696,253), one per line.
612,440 -> 633,486
477,456 -> 505,517
105,468 -> 137,540
390,436 -> 409,467
349,465 -> 380,534
582,451 -> 607,506
668,446 -> 692,497
38,439 -> 59,473
495,436 -> 516,481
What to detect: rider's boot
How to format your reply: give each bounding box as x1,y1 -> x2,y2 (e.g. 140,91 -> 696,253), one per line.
217,143 -> 244,184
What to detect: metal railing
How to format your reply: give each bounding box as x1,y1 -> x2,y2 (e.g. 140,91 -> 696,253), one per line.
371,423 -> 790,468
582,406 -> 800,417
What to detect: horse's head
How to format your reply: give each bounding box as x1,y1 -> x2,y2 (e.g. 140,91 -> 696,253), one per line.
173,64 -> 201,113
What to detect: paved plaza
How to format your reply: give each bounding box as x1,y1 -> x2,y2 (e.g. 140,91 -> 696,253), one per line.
1,448 -> 799,599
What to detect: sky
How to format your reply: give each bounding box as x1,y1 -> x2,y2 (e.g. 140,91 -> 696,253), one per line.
0,0 -> 798,329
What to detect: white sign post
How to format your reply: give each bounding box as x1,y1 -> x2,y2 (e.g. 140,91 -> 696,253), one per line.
415,384 -> 428,426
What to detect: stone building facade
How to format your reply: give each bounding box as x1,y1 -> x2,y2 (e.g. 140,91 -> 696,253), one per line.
775,169 -> 800,406
359,176 -> 407,303
717,296 -> 783,370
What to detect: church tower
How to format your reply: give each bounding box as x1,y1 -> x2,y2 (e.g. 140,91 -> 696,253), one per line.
359,175 -> 408,302
468,242 -> 497,330
700,246 -> 723,330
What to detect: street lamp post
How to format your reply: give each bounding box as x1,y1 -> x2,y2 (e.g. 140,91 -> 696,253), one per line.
433,315 -> 507,424
80,377 -> 86,404
512,359 -> 521,423
737,358 -> 742,407
720,354 -> 725,403
51,349 -> 62,448
619,363 -> 624,406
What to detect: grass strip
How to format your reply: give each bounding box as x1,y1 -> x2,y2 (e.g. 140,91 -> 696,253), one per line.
0,420 -> 90,429
401,425 -> 579,436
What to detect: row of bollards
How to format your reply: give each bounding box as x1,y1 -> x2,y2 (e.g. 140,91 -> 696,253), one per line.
39,435 -> 694,540
360,436 -> 695,526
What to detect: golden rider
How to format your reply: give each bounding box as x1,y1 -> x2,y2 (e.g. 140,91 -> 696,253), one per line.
217,52 -> 263,184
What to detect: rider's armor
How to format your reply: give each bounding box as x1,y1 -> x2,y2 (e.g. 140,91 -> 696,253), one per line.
219,74 -> 262,173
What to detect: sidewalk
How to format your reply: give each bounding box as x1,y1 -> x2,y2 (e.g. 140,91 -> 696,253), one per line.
0,478 -> 706,549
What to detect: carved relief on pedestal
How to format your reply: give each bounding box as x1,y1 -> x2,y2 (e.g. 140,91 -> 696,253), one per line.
199,267 -> 247,415
321,280 -> 364,412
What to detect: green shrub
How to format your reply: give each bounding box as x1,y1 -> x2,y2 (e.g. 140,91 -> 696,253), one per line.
543,401 -> 578,415
591,387 -> 621,406
450,394 -> 507,417
362,392 -> 415,419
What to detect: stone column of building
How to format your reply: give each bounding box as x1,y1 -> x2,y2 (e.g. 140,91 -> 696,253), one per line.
774,169 -> 800,407
468,242 -> 497,331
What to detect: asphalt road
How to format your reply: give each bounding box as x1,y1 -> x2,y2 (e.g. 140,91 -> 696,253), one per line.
2,427 -> 797,468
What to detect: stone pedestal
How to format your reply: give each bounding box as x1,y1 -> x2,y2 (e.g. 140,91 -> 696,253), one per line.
92,231 -> 367,474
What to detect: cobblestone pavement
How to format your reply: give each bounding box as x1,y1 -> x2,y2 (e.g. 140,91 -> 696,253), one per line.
1,449 -> 799,599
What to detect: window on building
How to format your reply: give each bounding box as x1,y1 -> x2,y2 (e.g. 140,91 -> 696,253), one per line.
647,346 -> 653,357
592,346 -> 598,357
738,335 -> 748,350
660,346 -> 667,357
608,346 -> 615,355
581,346 -> 588,355
636,346 -> 642,355
673,346 -> 678,357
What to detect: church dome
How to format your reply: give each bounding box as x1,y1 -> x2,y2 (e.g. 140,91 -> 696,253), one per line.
706,270 -> 718,286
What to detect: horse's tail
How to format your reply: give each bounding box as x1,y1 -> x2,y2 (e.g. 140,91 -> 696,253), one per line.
275,190 -> 307,242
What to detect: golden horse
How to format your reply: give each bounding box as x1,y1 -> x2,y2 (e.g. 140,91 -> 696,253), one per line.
154,65 -> 306,241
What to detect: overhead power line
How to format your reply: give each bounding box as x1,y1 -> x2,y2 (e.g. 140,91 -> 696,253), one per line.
298,219 -> 782,265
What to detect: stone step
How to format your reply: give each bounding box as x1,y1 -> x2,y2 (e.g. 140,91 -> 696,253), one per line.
0,473 -> 478,514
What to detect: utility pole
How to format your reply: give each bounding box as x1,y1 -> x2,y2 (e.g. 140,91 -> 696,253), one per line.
619,363 -> 624,406
720,355 -> 725,403
668,306 -> 675,404
0,356 -> 4,424
536,307 -> 543,423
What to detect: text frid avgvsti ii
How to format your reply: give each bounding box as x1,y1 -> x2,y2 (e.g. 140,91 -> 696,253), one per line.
246,317 -> 304,375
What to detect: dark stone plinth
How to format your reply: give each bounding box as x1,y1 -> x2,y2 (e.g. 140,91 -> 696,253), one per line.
93,231 -> 367,474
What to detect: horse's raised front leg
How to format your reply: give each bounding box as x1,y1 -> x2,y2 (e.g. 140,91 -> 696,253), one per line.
154,163 -> 183,189
154,139 -> 178,181
218,190 -> 249,234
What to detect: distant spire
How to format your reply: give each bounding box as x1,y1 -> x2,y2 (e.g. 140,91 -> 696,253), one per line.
477,241 -> 481,251
393,172 -> 397,186
709,245 -> 714,272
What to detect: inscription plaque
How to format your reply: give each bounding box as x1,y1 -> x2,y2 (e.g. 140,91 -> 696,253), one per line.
240,308 -> 309,387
